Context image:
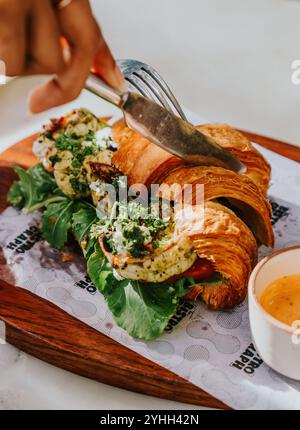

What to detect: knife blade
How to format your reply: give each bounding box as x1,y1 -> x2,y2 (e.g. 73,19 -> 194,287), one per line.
120,92 -> 245,173
85,73 -> 245,173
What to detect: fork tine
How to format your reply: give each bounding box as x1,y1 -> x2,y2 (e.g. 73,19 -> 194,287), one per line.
117,58 -> 187,121
125,75 -> 166,108
132,71 -> 175,114
127,74 -> 169,109
124,76 -> 153,99
141,66 -> 187,121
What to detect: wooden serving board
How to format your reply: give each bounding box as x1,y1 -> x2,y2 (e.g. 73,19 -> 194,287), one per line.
0,132 -> 299,410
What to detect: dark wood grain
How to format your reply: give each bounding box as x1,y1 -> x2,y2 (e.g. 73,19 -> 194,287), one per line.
0,278 -> 225,409
238,129 -> 300,163
0,130 -> 299,410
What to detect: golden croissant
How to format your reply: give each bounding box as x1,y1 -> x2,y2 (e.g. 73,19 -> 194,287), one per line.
111,119 -> 273,309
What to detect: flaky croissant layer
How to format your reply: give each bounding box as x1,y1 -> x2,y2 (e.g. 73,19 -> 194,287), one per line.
184,201 -> 258,309
111,119 -> 274,310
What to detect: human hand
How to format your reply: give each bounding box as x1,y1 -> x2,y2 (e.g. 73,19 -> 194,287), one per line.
0,0 -> 124,113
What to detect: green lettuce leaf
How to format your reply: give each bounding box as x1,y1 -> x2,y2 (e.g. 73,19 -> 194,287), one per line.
41,200 -> 76,249
87,242 -> 192,340
72,202 -> 98,257
8,164 -> 65,213
7,181 -> 24,208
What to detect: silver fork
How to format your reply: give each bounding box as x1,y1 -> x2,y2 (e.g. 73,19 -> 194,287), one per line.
85,66 -> 245,173
116,59 -> 187,121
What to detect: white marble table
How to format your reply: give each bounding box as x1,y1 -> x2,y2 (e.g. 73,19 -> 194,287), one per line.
0,0 -> 299,410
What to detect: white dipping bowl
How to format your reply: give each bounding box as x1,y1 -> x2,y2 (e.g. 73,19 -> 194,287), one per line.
248,246 -> 300,380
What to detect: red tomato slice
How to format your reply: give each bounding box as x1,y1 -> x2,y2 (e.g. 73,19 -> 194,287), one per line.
182,258 -> 215,281
170,258 -> 215,282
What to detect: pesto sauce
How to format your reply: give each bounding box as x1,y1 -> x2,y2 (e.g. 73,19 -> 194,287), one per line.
91,201 -> 170,258
49,154 -> 61,165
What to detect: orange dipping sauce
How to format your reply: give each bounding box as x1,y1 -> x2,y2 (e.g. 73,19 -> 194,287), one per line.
260,274 -> 300,326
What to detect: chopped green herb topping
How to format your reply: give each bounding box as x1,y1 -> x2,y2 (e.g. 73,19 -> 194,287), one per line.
49,154 -> 61,165
91,200 -> 170,257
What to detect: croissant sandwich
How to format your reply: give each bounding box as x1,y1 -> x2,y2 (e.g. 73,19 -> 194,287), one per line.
8,108 -> 274,339
111,119 -> 273,308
